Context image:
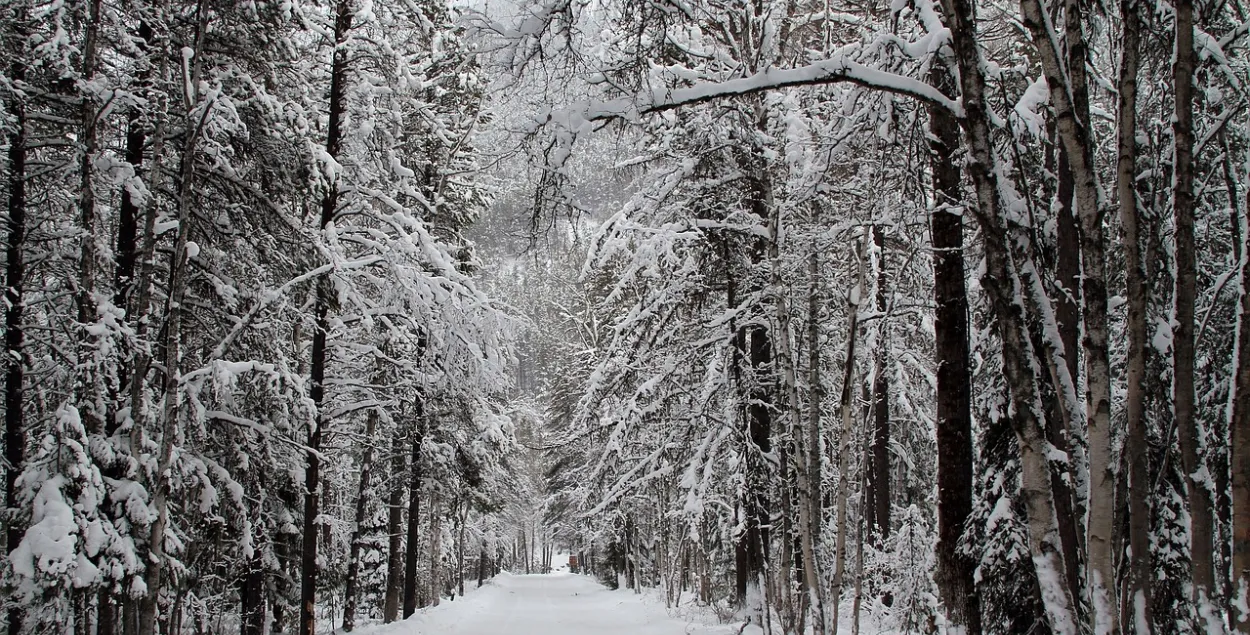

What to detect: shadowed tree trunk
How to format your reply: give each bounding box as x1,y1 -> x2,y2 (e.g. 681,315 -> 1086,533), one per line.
926,60 -> 982,635
1171,0 -> 1217,617
4,19 -> 28,635
342,404 -> 380,631
1231,161 -> 1250,634
298,3 -> 352,634
384,422 -> 407,622
868,225 -> 891,542
404,399 -> 427,617
940,0 -> 1079,627
1116,0 -> 1153,629
240,554 -> 265,635
74,0 -> 105,437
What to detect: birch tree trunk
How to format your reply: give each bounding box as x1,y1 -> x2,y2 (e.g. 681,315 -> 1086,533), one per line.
140,5 -> 211,633
1116,0 -> 1153,628
806,240 -> 829,634
830,236 -> 865,633
1015,0 -> 1118,626
940,0 -> 1079,628
298,4 -> 352,634
767,171 -> 827,635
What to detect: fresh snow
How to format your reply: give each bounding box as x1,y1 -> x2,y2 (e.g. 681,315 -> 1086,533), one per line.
349,572 -> 758,635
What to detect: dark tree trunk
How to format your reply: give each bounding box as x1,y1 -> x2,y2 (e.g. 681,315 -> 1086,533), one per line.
383,424 -> 406,622
75,0 -> 104,435
869,225 -> 891,541
1232,162 -> 1250,634
342,407 -> 380,631
1116,0 -> 1153,628
926,62 -> 982,635
4,24 -> 28,635
478,540 -> 488,587
1171,0 -> 1216,612
403,400 -> 426,617
738,324 -> 772,610
240,556 -> 266,635
112,20 -> 153,315
299,4 -> 352,635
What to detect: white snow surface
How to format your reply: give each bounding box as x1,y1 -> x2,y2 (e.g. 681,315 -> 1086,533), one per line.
349,572 -> 757,635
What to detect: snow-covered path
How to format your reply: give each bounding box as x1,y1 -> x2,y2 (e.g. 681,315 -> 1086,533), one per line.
352,572 -> 752,635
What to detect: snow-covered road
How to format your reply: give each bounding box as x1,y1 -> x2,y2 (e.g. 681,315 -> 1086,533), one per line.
352,572 -> 753,635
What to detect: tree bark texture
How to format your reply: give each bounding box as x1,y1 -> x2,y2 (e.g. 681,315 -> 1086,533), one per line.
830,237 -> 865,632
342,405 -> 380,631
404,400 -> 427,617
139,5 -> 210,633
1017,0 -> 1117,626
4,24 -> 28,635
298,4 -> 352,634
1116,1 -> 1153,629
384,424 -> 407,623
927,60 -> 982,635
1171,0 -> 1218,615
940,0 -> 1079,628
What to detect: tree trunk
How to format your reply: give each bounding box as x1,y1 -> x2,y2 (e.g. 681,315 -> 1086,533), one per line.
926,61 -> 982,635
940,0 -> 1079,628
733,156 -> 774,620
403,400 -> 426,617
240,555 -> 266,635
765,166 -> 826,634
342,404 -> 380,631
1016,0 -> 1116,626
457,501 -> 466,597
869,225 -> 891,541
139,5 -> 210,633
1116,1 -> 1153,630
75,0 -> 105,435
478,539 -> 488,587
1231,162 -> 1250,633
298,4 -> 352,635
113,20 -> 154,315
384,423 -> 406,622
805,239 -> 827,633
1171,0 -> 1217,617
429,489 -> 443,606
4,23 -> 28,635
830,236 -> 865,632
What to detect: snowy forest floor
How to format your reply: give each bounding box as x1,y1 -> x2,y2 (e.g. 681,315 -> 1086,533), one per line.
346,571 -> 762,635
